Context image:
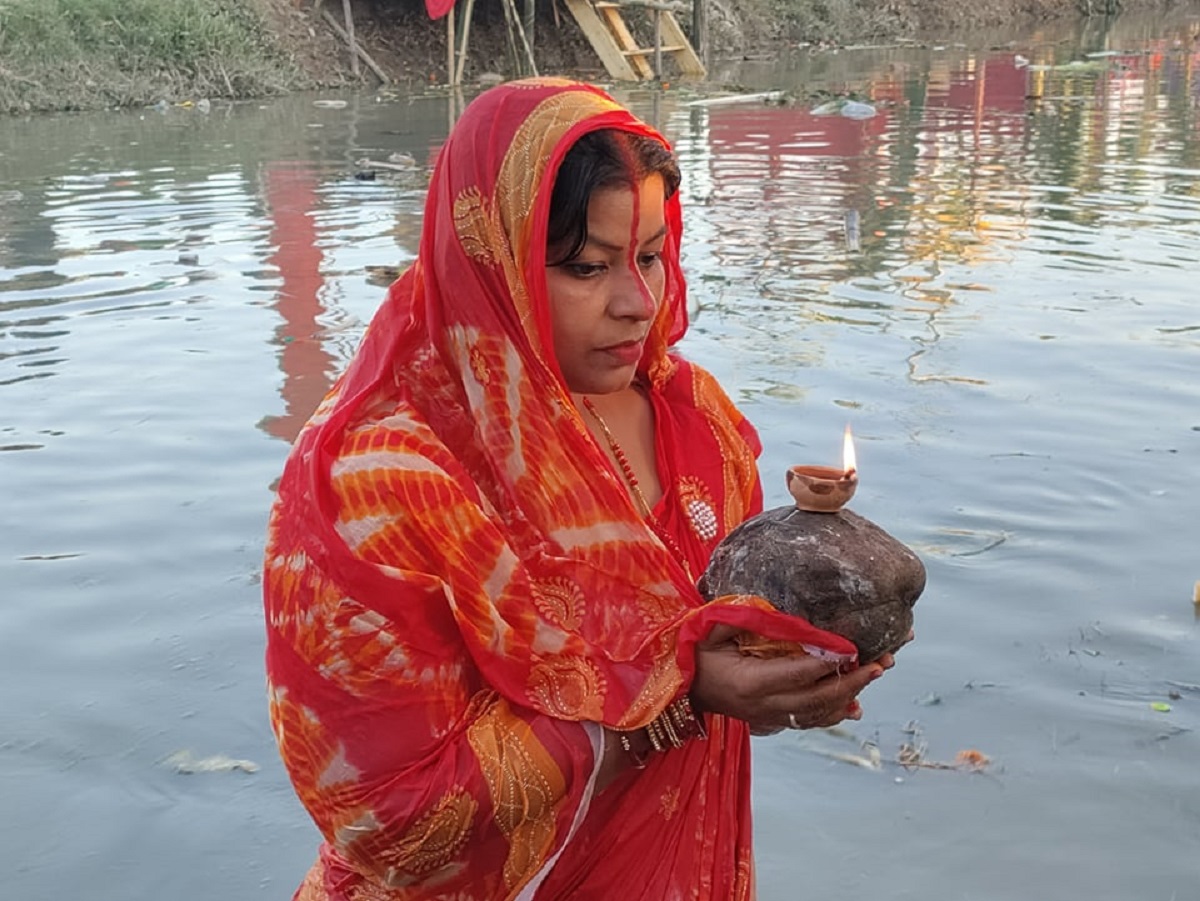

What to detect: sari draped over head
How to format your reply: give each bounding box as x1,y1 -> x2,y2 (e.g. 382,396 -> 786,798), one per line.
264,77 -> 856,901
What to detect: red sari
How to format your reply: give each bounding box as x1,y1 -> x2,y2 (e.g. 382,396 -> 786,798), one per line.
263,78 -> 855,901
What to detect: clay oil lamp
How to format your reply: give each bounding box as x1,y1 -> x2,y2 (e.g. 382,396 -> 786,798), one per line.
699,426 -> 925,664
786,425 -> 859,513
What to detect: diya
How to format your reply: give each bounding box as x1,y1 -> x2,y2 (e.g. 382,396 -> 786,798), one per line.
698,428 -> 925,663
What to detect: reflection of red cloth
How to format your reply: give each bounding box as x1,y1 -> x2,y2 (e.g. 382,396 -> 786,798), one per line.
425,0 -> 455,19
709,105 -> 889,164
261,163 -> 334,445
265,79 -> 854,901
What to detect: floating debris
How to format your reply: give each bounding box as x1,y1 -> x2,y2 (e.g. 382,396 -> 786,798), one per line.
801,737 -> 883,770
1028,60 -> 1108,74
802,720 -> 991,775
954,749 -> 991,770
164,750 -> 259,775
357,156 -> 419,173
811,98 -> 878,119
687,90 -> 788,108
366,265 -> 403,286
1151,702 -> 1172,713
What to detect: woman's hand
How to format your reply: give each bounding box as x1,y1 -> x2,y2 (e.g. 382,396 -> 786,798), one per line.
690,624 -> 887,734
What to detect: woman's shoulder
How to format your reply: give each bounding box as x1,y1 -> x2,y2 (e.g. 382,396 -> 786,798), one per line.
658,356 -> 754,431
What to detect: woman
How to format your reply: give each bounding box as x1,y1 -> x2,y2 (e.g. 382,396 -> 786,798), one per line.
264,77 -> 889,901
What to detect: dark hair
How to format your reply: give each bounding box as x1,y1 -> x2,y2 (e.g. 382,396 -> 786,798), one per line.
546,129 -> 681,266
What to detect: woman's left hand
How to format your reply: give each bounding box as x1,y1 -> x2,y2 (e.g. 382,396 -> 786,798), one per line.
691,624 -> 887,734
692,624 -> 915,734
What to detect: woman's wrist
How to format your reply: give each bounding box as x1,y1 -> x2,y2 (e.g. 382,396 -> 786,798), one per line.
606,695 -> 709,780
617,729 -> 653,768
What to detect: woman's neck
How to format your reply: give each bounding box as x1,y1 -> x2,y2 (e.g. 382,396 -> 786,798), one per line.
573,386 -> 663,512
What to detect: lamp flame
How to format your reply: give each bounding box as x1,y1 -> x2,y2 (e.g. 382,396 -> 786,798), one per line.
843,425 -> 857,475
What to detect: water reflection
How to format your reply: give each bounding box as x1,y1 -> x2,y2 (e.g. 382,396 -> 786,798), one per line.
6,22 -> 1193,440
259,161 -> 335,444
696,40 -> 1200,291
1,9 -> 1198,901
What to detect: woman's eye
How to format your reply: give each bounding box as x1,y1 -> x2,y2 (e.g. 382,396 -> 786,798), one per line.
566,263 -> 606,278
638,252 -> 662,268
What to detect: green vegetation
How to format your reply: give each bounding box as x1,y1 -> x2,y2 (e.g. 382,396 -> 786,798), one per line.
0,0 -> 307,114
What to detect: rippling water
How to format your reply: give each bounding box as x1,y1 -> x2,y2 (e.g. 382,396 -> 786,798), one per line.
2,9 -> 1198,900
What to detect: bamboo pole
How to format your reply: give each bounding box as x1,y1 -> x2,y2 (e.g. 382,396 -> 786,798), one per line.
503,0 -> 538,76
341,0 -> 360,78
447,3 -> 457,85
499,0 -> 521,75
455,0 -> 477,85
693,0 -> 708,70
653,9 -> 662,80
523,0 -> 536,53
322,9 -> 389,83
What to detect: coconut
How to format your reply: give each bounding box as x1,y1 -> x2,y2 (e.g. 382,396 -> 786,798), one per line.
698,505 -> 925,663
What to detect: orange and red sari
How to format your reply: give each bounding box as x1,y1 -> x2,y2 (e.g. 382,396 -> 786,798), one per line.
264,78 -> 855,901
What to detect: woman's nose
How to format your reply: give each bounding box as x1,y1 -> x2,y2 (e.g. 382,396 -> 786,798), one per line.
609,261 -> 657,320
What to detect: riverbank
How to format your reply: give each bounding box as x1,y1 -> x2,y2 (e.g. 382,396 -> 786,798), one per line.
0,0 -> 1180,114
0,0 -> 309,115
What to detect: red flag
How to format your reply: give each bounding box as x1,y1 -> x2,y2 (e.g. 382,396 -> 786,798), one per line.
425,0 -> 455,18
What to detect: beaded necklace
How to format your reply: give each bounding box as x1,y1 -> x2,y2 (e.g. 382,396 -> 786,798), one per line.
580,394 -> 692,578
580,395 -> 655,519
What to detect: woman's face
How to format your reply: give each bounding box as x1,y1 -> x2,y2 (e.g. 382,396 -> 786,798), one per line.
545,174 -> 668,396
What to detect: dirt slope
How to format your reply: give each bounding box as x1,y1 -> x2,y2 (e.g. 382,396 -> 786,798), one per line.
255,0 -> 1158,88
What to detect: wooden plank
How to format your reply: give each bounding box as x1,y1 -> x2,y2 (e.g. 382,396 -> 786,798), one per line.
595,0 -> 687,10
622,45 -> 685,55
658,11 -> 705,76
599,6 -> 654,78
563,0 -> 641,80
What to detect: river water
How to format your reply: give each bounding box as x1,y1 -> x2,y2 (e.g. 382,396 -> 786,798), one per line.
2,7 -> 1198,900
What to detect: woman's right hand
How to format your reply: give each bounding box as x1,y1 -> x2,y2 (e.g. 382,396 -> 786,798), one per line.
690,624 -> 886,734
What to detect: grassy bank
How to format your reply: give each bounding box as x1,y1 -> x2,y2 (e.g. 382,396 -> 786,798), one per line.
0,0 -> 307,115
767,0 -> 1169,43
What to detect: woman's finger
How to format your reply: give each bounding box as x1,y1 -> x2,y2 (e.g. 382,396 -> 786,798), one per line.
740,651 -> 845,696
765,662 -> 883,718
699,622 -> 745,647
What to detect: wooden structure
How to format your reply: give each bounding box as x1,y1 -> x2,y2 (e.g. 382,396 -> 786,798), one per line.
564,0 -> 705,81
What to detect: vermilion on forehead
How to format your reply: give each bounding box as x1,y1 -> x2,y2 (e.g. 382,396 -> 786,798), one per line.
583,176 -> 668,251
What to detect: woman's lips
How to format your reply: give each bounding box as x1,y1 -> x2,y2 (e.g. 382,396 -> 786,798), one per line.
599,340 -> 644,365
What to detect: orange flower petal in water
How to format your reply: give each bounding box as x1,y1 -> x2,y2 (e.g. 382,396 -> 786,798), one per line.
955,748 -> 990,770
